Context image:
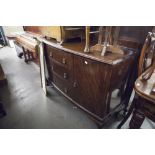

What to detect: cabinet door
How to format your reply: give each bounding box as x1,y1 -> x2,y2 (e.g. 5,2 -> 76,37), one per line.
73,55 -> 111,117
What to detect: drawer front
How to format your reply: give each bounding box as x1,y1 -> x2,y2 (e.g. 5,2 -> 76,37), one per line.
53,73 -> 72,96
52,62 -> 72,82
47,45 -> 73,69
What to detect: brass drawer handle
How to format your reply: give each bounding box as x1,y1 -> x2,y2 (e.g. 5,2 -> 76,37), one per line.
62,58 -> 66,64
50,52 -> 52,57
64,88 -> 68,93
63,73 -> 67,79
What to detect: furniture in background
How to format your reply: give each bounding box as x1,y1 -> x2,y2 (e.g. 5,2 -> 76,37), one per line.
84,26 -> 153,53
24,26 -> 85,43
129,68 -> 155,128
59,26 -> 85,43
15,34 -> 39,63
115,27 -> 153,115
118,32 -> 155,128
84,26 -> 112,53
118,26 -> 153,50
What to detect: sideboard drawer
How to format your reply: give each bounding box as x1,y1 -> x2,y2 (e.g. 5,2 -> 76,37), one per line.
52,62 -> 73,82
53,73 -> 72,96
47,45 -> 73,69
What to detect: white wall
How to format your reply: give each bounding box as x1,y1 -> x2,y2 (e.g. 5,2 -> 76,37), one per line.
3,26 -> 24,36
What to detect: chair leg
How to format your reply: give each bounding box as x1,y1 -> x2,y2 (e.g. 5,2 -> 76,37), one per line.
129,109 -> 145,129
117,98 -> 137,129
27,51 -> 32,61
118,84 -> 124,97
31,52 -> 34,60
22,47 -> 28,63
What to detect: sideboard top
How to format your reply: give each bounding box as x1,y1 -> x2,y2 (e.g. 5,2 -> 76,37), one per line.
42,38 -> 134,65
26,31 -> 135,65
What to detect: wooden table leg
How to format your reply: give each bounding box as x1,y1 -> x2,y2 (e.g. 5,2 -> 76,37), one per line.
117,97 -> 137,128
27,51 -> 33,61
84,26 -> 90,53
31,52 -> 35,61
22,47 -> 28,63
129,108 -> 145,129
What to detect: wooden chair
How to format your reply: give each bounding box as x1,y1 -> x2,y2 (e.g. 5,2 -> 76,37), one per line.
84,26 -> 101,53
117,32 -> 155,128
84,26 -> 124,56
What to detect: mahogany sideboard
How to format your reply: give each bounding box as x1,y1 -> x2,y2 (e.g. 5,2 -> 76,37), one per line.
43,40 -> 135,127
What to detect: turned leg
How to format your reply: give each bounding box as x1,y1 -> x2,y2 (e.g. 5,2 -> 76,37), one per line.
22,47 -> 28,63
84,26 -> 90,53
117,98 -> 137,129
31,52 -> 34,60
27,51 -> 31,61
129,108 -> 145,129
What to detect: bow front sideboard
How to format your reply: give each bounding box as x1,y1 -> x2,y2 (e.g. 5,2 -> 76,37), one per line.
43,40 -> 135,127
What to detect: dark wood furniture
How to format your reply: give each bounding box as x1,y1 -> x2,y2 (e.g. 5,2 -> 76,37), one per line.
84,26 -> 153,53
24,26 -> 85,43
43,39 -> 135,127
20,26 -> 153,127
129,68 -> 155,128
118,26 -> 153,50
118,32 -> 155,128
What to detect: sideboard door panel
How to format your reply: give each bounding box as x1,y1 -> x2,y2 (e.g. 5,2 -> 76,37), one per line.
73,55 -> 111,117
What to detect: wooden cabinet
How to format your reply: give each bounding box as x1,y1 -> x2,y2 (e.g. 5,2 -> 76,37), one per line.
73,55 -> 109,118
44,41 -> 134,126
24,26 -> 85,43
